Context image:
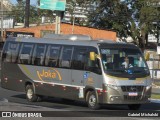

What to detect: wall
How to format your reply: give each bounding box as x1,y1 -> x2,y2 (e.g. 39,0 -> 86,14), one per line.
5,23 -> 117,41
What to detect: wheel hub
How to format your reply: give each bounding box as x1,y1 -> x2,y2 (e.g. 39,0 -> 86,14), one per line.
27,89 -> 33,99
89,95 -> 96,106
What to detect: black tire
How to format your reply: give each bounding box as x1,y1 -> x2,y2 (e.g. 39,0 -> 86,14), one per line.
128,104 -> 141,110
26,85 -> 40,102
87,91 -> 100,110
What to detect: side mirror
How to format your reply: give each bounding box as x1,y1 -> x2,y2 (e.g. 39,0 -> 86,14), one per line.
90,52 -> 101,61
145,52 -> 150,61
90,52 -> 96,61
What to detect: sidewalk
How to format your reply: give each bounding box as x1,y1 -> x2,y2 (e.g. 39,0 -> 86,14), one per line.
152,78 -> 160,94
152,87 -> 160,94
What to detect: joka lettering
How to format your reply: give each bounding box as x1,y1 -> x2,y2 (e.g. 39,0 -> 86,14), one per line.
37,69 -> 62,81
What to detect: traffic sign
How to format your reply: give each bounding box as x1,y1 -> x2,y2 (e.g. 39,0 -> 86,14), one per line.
40,0 -> 66,11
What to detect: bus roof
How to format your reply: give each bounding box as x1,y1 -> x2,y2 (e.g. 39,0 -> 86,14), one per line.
43,34 -> 92,40
6,35 -> 138,49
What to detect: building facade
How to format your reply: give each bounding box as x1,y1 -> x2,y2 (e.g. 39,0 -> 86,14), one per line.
0,0 -> 12,11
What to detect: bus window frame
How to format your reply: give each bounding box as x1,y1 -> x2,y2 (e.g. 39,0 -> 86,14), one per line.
71,46 -> 87,70
32,43 -> 47,66
59,45 -> 74,69
2,41 -> 20,63
45,44 -> 61,67
18,42 -> 35,65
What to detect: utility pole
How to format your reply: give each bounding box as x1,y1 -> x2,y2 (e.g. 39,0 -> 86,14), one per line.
55,11 -> 61,34
1,0 -> 3,39
25,0 -> 30,28
72,6 -> 75,34
66,2 -> 76,34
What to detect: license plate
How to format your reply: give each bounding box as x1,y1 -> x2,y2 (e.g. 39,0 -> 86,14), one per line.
128,92 -> 138,96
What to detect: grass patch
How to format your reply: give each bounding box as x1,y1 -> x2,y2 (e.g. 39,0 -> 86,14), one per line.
153,82 -> 160,86
151,94 -> 160,99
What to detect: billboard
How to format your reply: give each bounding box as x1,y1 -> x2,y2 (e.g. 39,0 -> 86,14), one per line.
40,0 -> 66,11
6,31 -> 34,38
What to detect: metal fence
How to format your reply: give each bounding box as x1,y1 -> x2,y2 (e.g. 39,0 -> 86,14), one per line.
0,18 -> 14,29
145,50 -> 160,85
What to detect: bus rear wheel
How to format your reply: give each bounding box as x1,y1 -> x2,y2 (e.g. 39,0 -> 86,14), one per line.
26,85 -> 41,102
87,91 -> 100,110
128,104 -> 141,110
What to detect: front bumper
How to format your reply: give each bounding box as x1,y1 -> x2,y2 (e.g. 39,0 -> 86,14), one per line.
98,85 -> 152,104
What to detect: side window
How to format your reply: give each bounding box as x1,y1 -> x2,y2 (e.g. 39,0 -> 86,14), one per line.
2,41 -> 20,63
2,42 -> 9,62
18,43 -> 34,65
85,47 -> 102,74
72,47 -> 87,70
45,45 -> 61,67
59,46 -> 73,68
32,44 -> 47,66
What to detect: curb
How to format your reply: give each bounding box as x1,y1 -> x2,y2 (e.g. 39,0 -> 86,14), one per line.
150,99 -> 160,103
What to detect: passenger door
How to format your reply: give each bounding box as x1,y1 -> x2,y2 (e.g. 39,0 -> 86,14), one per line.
83,47 -> 102,89
71,47 -> 87,99
58,46 -> 73,98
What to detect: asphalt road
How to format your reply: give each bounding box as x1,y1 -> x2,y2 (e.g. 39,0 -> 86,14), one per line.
0,85 -> 160,111
1,85 -> 160,120
0,72 -> 160,119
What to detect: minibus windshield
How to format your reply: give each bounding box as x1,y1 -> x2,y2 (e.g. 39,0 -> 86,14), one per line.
100,48 -> 150,78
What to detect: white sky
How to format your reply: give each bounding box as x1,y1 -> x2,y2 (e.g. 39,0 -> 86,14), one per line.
10,0 -> 37,5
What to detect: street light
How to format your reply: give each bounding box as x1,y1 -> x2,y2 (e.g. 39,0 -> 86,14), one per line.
66,2 -> 76,34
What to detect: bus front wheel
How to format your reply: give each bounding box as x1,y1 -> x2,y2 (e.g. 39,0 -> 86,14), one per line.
26,85 -> 41,102
87,91 -> 100,110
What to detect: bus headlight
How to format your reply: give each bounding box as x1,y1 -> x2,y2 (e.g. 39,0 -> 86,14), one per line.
146,85 -> 152,91
106,84 -> 118,90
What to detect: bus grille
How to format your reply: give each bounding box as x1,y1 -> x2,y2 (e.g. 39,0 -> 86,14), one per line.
124,95 -> 142,101
121,86 -> 144,92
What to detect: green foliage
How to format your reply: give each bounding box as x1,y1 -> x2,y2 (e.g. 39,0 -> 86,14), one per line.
87,0 -> 160,49
11,0 -> 160,49
130,0 -> 160,48
151,94 -> 160,99
11,0 -> 25,23
11,0 -> 54,24
88,0 -> 132,39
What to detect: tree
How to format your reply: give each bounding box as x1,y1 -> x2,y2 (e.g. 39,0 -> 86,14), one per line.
17,0 -> 23,3
86,0 -> 160,50
88,0 -> 132,41
128,0 -> 160,50
25,0 -> 30,27
11,0 -> 39,24
10,0 -> 25,23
